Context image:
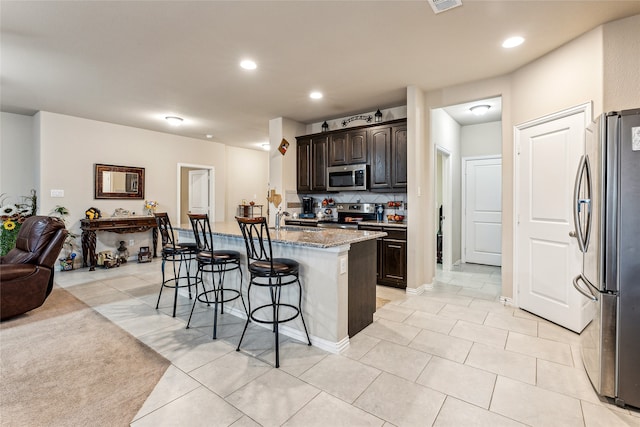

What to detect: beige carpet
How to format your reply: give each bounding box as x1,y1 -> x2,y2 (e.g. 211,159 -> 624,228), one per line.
0,287 -> 170,427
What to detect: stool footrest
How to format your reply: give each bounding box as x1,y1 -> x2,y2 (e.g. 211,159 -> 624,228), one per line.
249,303 -> 302,325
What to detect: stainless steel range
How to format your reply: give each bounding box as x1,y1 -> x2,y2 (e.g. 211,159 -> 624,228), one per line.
317,203 -> 380,229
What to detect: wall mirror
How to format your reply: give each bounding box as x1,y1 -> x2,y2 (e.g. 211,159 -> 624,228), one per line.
94,164 -> 145,199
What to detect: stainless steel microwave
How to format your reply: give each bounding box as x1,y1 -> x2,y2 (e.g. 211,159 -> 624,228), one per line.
327,164 -> 368,191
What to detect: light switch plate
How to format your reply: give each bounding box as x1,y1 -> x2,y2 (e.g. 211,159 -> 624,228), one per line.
50,189 -> 64,197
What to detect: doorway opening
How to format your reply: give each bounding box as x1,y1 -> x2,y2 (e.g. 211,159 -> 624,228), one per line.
432,96 -> 503,277
177,163 -> 215,225
435,146 -> 452,271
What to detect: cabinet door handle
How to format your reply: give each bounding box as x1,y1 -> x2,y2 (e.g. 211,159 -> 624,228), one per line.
388,244 -> 402,249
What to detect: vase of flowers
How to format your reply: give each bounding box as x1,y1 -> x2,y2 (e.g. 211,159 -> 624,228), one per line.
144,200 -> 158,216
0,189 -> 37,256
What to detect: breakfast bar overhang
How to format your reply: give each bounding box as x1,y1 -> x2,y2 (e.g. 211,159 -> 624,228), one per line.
177,223 -> 386,353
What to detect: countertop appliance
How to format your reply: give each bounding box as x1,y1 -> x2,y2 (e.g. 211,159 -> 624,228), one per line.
317,203 -> 377,229
327,164 -> 368,192
572,108 -> 640,408
300,196 -> 315,219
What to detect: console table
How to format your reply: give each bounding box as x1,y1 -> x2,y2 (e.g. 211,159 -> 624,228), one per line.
80,216 -> 158,271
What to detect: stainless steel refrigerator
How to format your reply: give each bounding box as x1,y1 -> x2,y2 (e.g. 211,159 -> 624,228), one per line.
572,108 -> 640,408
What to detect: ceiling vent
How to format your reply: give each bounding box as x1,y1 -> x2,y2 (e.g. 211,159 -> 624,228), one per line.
428,0 -> 463,14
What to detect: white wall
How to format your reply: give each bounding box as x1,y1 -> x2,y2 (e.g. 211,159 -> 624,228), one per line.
0,111 -> 268,262
431,108 -> 462,264
0,112 -> 36,200
603,14 -> 640,111
225,146 -> 269,221
461,121 -> 502,158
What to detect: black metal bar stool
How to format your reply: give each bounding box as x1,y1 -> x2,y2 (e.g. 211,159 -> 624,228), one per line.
154,212 -> 199,317
186,213 -> 245,339
235,216 -> 311,368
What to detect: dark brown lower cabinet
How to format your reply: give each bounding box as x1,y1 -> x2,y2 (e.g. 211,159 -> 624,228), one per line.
358,225 -> 407,289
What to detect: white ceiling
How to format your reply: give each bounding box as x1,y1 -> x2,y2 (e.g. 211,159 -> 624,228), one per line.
2,1 -> 639,150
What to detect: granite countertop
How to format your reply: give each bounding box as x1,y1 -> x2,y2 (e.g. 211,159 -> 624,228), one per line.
177,221 -> 386,249
286,218 -> 408,229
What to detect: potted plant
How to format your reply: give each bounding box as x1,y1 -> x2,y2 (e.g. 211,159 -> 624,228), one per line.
50,205 -> 78,270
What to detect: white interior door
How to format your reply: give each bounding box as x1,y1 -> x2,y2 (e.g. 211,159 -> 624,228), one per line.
464,157 -> 502,266
515,106 -> 592,333
188,169 -> 209,215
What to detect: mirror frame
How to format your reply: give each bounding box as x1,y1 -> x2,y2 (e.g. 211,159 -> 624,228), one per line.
94,163 -> 145,199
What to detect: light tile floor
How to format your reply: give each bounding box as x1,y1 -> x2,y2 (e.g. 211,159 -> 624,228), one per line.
54,261 -> 640,426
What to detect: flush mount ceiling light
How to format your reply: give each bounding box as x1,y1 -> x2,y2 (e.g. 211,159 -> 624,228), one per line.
309,91 -> 323,100
165,116 -> 184,126
240,59 -> 257,70
502,36 -> 525,48
470,105 -> 490,116
205,134 -> 213,139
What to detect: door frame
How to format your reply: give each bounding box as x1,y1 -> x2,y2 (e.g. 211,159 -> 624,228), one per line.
177,163 -> 215,224
461,155 -> 502,265
513,102 -> 592,306
435,145 -> 452,271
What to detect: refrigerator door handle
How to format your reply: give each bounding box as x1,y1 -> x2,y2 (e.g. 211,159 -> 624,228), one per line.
573,273 -> 598,301
581,155 -> 593,251
572,155 -> 588,253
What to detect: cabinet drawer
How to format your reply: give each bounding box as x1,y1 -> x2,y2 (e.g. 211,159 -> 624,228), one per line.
383,228 -> 406,241
359,225 -> 383,232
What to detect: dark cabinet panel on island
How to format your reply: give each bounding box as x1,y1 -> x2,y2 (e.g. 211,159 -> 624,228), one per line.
296,135 -> 328,193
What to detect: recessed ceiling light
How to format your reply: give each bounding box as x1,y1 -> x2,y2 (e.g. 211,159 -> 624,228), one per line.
309,91 -> 323,100
470,105 -> 491,116
502,36 -> 524,48
205,134 -> 213,139
240,59 -> 257,70
165,116 -> 184,126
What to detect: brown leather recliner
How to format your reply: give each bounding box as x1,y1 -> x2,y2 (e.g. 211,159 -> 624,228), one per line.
0,216 -> 68,320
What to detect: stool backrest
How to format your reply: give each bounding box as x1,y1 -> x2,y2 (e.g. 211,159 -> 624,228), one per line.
235,216 -> 273,268
154,212 -> 177,249
188,213 -> 213,252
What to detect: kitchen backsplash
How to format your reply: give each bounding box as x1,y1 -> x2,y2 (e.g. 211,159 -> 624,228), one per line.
286,191 -> 407,220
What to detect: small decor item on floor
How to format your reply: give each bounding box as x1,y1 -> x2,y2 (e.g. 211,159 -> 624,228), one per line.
59,253 -> 76,271
138,246 -> 152,263
116,241 -> 129,264
97,250 -> 119,268
144,200 -> 158,215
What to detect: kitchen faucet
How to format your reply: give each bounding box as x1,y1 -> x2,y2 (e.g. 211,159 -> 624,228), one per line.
275,210 -> 290,230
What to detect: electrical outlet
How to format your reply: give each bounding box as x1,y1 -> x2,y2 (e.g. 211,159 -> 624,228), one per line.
339,257 -> 347,274
129,239 -> 134,246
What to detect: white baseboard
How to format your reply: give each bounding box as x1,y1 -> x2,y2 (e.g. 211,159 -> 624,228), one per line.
406,283 -> 428,296
499,296 -> 515,306
225,306 -> 347,354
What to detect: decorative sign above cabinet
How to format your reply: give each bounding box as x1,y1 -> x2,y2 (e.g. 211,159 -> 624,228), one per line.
342,115 -> 373,127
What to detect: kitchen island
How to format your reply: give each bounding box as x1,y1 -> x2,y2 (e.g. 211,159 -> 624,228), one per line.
176,222 -> 386,353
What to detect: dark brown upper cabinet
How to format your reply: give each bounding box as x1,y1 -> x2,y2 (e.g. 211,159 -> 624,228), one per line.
296,135 -> 328,193
369,122 -> 407,191
329,129 -> 367,166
